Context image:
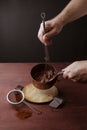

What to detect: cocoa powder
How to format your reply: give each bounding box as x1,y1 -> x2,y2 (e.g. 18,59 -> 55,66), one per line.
14,85 -> 33,120
16,108 -> 32,120
15,91 -> 23,102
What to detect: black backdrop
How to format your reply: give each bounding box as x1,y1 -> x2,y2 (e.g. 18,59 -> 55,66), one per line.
0,0 -> 87,62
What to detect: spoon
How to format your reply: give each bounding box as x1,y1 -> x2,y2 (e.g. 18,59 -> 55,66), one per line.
49,70 -> 63,82
41,12 -> 50,62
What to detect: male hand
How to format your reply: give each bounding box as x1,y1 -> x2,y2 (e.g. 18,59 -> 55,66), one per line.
63,61 -> 87,82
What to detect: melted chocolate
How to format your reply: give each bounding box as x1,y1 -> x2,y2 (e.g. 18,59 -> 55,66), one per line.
34,69 -> 55,83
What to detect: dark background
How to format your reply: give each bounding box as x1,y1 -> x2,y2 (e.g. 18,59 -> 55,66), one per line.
0,0 -> 87,62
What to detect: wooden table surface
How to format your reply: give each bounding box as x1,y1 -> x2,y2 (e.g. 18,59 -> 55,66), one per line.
0,63 -> 87,130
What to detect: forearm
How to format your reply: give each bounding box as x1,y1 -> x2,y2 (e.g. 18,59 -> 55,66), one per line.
56,0 -> 87,26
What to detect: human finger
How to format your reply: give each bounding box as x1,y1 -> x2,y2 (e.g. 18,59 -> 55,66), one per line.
38,23 -> 52,45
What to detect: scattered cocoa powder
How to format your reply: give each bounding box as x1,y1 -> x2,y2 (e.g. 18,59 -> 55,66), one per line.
14,85 -> 33,120
16,108 -> 32,120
